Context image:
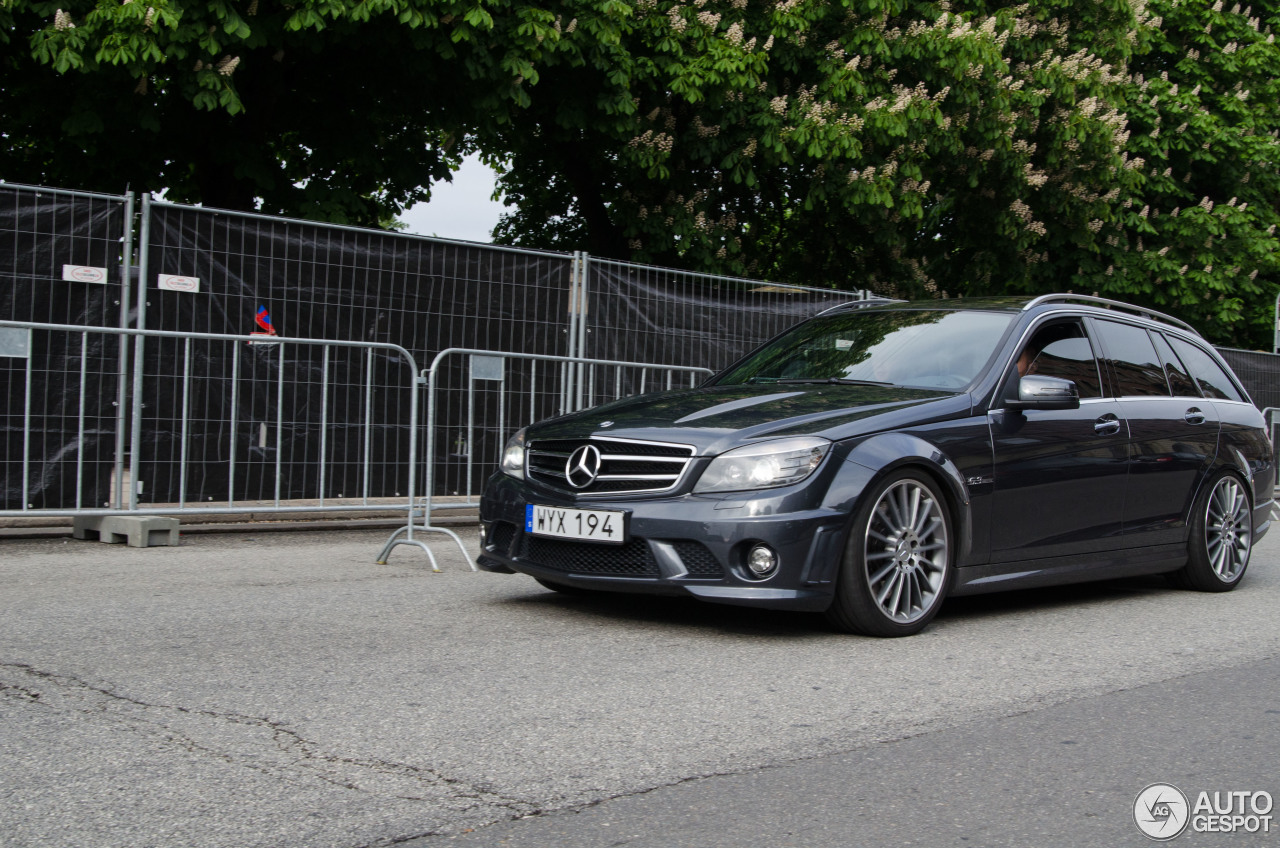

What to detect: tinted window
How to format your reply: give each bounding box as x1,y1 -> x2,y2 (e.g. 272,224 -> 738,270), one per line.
1020,323 -> 1102,398
1168,337 -> 1245,402
1095,320 -> 1170,397
1151,333 -> 1199,397
715,309 -> 1014,391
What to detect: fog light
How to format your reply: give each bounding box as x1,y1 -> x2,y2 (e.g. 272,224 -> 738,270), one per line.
747,544 -> 778,578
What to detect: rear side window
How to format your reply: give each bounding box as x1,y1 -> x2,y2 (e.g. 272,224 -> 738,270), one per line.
1168,337 -> 1245,402
1095,320 -> 1170,397
1150,333 -> 1199,397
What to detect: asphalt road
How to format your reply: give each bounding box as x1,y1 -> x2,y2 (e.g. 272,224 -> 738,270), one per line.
1,526 -> 1278,847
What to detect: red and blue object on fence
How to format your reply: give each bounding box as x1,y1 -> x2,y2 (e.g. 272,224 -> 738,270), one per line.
255,305 -> 277,335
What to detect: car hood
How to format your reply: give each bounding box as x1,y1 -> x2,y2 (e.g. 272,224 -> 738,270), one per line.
526,384 -> 968,454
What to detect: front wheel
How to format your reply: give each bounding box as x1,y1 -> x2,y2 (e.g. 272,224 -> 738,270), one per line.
1169,471 -> 1253,592
825,469 -> 954,637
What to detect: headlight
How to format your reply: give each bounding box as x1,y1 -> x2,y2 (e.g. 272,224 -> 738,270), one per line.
694,437 -> 830,493
500,428 -> 527,480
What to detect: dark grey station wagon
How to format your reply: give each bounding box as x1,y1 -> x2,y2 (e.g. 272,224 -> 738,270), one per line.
477,295 -> 1274,636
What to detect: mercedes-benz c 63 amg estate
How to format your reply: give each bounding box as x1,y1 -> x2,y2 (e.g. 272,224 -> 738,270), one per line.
476,294 -> 1273,636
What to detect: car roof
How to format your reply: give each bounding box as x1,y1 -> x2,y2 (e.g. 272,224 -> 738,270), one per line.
825,293 -> 1200,337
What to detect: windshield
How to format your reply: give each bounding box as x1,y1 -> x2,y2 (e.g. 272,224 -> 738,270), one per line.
715,309 -> 1015,391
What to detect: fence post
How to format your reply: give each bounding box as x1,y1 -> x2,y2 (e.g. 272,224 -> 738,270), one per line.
128,194 -> 152,510
113,192 -> 135,509
576,252 -> 591,411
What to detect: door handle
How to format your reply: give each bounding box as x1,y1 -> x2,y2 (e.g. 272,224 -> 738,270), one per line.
1184,407 -> 1206,425
1094,415 -> 1122,436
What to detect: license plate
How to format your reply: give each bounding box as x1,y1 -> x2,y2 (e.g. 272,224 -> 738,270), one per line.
526,504 -> 626,544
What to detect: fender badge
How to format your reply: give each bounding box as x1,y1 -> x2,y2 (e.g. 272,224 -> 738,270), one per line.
599,420 -> 614,429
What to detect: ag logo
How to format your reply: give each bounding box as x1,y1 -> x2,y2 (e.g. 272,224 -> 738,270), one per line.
1135,783 -> 1190,840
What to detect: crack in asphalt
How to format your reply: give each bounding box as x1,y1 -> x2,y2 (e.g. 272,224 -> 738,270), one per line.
0,661 -> 534,816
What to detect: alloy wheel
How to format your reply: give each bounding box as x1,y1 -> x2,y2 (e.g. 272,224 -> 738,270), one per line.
864,479 -> 950,623
1205,476 -> 1251,583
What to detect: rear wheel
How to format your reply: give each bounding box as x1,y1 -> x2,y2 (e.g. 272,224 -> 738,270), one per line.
825,469 -> 954,637
1169,471 -> 1252,592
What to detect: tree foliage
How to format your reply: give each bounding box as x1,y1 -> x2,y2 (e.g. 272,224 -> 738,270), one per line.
488,0 -> 1280,347
1091,0 -> 1280,347
4,0 -> 1279,346
1,0 -> 631,222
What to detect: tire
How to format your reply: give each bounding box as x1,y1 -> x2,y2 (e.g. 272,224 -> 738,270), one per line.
533,576 -> 600,596
825,469 -> 954,637
1169,471 -> 1252,592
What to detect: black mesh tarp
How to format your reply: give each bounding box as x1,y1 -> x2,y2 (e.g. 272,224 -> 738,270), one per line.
136,206 -> 575,502
0,187 -> 128,510
1216,347 -> 1280,412
584,261 -> 868,374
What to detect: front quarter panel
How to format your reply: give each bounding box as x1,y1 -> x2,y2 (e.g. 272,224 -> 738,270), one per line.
835,418 -> 994,567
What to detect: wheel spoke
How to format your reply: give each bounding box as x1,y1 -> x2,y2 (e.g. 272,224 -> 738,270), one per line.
876,571 -> 900,606
885,490 -> 907,531
907,487 -> 922,536
1212,540 -> 1230,576
888,571 -> 906,617
869,561 -> 898,584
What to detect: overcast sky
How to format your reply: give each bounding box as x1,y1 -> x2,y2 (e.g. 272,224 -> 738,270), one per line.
399,154 -> 506,243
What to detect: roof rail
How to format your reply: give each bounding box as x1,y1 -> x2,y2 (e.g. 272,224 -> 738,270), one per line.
1024,294 -> 1199,335
816,296 -> 905,317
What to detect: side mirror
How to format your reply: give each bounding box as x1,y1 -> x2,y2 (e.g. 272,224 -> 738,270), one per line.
1007,375 -> 1080,411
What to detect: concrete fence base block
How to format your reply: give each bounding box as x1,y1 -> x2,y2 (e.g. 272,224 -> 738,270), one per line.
72,516 -> 180,548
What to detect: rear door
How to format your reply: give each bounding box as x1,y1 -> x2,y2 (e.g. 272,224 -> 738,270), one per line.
1090,318 -> 1219,547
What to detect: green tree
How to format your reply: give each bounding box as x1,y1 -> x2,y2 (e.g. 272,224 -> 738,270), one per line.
1,0 -> 630,223
488,0 -> 1280,347
1076,0 -> 1280,348
491,0 -> 1144,293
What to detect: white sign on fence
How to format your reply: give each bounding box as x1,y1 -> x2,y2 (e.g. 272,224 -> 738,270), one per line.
157,274 -> 201,293
62,265 -> 108,284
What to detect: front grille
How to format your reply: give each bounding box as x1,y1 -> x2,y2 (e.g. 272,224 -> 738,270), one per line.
526,436 -> 695,496
518,536 -> 660,577
672,542 -> 724,577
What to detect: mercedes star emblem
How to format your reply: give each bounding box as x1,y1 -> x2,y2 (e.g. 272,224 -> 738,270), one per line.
565,444 -> 603,489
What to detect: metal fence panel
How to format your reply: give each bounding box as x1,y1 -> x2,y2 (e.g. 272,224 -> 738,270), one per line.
0,183 -> 132,328
1216,347 -> 1280,412
0,322 -> 126,511
0,186 -> 133,508
580,257 -> 877,374
423,348 -> 714,506
1,321 -> 423,517
137,200 -> 578,499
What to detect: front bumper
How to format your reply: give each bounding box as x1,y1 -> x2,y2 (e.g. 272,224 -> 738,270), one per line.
477,473 -> 849,612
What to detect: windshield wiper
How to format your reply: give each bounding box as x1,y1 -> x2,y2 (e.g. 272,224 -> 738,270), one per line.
773,377 -> 893,387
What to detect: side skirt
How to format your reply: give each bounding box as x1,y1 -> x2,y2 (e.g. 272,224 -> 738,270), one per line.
950,544 -> 1187,597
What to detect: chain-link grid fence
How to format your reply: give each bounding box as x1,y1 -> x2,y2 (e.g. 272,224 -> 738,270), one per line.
580,256 -> 876,373
136,198 -> 579,500
0,184 -> 134,509
1,320 -> 425,516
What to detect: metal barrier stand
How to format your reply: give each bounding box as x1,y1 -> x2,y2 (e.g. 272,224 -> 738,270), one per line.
376,349 -> 714,567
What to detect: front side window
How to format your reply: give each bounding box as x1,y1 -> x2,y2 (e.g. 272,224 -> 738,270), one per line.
1015,321 -> 1102,398
714,309 -> 1015,392
1095,320 -> 1171,397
